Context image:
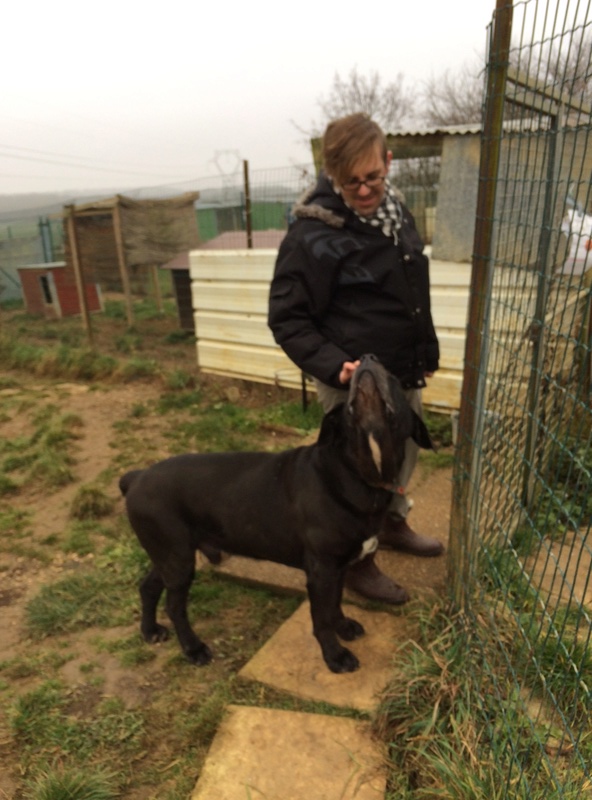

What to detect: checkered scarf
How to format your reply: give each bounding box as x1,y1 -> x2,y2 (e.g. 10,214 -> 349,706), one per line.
333,178 -> 403,244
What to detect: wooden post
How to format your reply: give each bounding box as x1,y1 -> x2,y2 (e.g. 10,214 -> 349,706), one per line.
65,205 -> 94,346
243,159 -> 253,249
151,264 -> 163,313
112,197 -> 134,328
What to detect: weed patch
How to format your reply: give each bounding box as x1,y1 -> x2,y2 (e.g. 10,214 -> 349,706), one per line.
375,602 -> 591,798
25,766 -> 118,800
12,680 -> 144,787
25,569 -> 136,637
70,485 -> 114,520
0,404 -> 83,490
166,402 -> 260,452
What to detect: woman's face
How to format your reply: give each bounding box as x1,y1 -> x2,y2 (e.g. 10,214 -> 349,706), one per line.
337,144 -> 392,216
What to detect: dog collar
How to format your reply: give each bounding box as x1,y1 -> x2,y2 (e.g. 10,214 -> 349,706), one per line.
374,481 -> 405,495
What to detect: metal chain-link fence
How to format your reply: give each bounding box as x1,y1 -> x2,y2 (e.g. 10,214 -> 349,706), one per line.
0,156 -> 441,305
451,0 -> 592,795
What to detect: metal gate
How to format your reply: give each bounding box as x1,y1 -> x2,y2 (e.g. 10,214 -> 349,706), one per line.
450,0 -> 592,795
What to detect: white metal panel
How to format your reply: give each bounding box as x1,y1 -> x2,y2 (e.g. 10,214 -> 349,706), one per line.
196,341 -> 302,388
431,290 -> 470,329
423,371 -> 464,410
430,259 -> 472,286
192,281 -> 270,314
437,332 -> 466,370
195,311 -> 273,347
189,248 -> 481,411
189,249 -> 277,281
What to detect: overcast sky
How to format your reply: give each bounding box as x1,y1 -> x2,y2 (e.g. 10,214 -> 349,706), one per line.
0,0 -> 506,196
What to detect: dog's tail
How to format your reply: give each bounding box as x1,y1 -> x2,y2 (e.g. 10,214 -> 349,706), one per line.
119,469 -> 144,497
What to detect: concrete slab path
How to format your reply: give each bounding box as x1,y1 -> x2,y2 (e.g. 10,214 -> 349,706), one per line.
193,465 -> 452,798
239,601 -> 413,711
191,705 -> 386,800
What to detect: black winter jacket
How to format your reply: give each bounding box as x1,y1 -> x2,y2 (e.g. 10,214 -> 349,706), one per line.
268,174 -> 440,390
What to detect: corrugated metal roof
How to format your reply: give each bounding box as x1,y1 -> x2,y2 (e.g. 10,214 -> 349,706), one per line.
196,230 -> 286,251
388,123 -> 482,137
162,230 -> 286,270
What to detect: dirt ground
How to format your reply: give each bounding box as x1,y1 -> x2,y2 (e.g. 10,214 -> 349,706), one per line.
0,376 -> 278,798
0,365 -> 452,798
1,381 -> 157,660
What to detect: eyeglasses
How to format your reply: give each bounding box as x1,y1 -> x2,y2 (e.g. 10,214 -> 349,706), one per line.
340,173 -> 386,193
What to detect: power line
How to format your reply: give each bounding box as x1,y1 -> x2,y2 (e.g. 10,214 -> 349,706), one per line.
0,141 -> 201,172
0,148 -> 187,180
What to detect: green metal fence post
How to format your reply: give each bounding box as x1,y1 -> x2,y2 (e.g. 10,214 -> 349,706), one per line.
449,0 -> 514,611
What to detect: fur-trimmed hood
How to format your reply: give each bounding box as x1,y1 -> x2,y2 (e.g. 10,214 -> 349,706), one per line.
291,172 -> 406,231
291,174 -> 347,229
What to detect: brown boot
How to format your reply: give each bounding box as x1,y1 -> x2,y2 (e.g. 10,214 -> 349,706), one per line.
380,518 -> 444,557
345,554 -> 409,605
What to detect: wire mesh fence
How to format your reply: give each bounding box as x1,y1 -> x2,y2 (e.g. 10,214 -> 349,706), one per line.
450,0 -> 592,795
0,154 -> 442,306
0,164 -> 315,303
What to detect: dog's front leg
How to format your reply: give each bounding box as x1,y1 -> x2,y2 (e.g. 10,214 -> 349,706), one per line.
305,558 -> 362,673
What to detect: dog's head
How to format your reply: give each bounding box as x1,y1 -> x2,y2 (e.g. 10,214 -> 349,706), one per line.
320,354 -> 433,489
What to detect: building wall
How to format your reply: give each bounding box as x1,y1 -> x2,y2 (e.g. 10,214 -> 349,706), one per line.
431,127 -> 592,268
18,264 -> 102,319
432,135 -> 481,263
18,267 -> 61,318
0,236 -> 45,302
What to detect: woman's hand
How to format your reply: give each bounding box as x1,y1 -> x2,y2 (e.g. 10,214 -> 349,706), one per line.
339,360 -> 361,384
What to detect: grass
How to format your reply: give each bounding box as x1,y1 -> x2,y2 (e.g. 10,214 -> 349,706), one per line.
70,485 -> 114,520
375,602 -> 592,799
0,403 -> 83,496
159,394 -> 324,454
0,295 -> 187,385
0,344 -> 435,796
424,408 -> 454,447
8,300 -> 588,798
481,544 -> 592,727
14,565 -> 302,795
25,571 -> 132,636
12,679 -> 144,795
0,333 -> 120,381
25,766 -> 118,800
165,403 -> 258,452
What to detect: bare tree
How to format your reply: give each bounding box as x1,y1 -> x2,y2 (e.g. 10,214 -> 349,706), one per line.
317,67 -> 416,131
420,62 -> 485,126
294,67 -> 416,141
525,31 -> 592,106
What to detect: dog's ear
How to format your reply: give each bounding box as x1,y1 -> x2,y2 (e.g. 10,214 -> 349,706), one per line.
411,410 -> 436,450
317,404 -> 345,446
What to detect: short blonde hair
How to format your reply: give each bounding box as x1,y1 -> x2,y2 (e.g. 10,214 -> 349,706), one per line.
322,113 -> 387,185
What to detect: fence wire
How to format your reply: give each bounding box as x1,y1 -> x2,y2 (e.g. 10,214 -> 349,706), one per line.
0,155 -> 441,305
450,0 -> 592,796
0,164 -> 316,301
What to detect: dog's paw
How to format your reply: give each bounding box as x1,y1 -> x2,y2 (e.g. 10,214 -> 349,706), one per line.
326,647 -> 360,674
335,617 -> 365,641
186,643 -> 213,666
142,623 -> 170,644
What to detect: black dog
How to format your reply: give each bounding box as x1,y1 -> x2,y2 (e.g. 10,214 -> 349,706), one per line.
119,354 -> 433,673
